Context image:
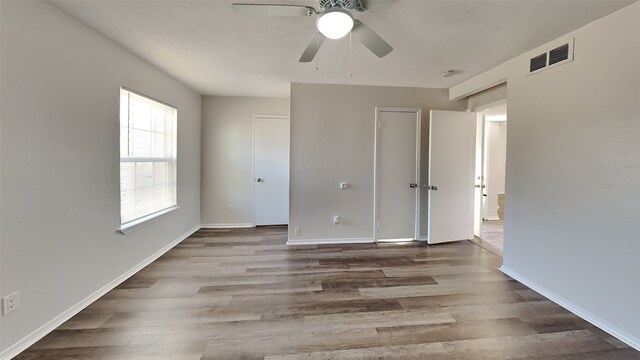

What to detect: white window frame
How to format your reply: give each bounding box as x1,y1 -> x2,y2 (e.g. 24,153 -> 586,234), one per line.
118,87 -> 179,234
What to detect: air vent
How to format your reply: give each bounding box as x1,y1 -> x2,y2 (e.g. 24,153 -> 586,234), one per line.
530,53 -> 547,72
528,38 -> 574,76
549,44 -> 570,65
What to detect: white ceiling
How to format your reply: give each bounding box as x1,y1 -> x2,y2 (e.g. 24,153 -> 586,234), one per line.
52,0 -> 634,97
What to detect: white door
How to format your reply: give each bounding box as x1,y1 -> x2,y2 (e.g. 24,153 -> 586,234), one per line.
473,114 -> 485,237
427,110 -> 476,244
253,116 -> 289,225
375,108 -> 421,241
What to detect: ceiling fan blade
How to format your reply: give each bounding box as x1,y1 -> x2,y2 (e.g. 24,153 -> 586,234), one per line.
360,0 -> 397,11
351,20 -> 393,58
232,3 -> 316,16
299,32 -> 326,63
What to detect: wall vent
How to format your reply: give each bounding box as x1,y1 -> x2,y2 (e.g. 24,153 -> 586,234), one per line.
549,43 -> 570,65
530,53 -> 548,72
528,38 -> 574,76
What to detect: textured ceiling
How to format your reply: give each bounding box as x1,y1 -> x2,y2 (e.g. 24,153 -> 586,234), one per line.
52,0 -> 634,97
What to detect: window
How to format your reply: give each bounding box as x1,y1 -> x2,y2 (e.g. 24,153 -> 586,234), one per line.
119,88 -> 177,231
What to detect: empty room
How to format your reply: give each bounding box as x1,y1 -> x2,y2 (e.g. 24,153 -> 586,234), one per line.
1,0 -> 639,359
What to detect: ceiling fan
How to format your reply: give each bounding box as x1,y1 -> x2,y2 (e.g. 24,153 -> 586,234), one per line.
232,0 -> 395,62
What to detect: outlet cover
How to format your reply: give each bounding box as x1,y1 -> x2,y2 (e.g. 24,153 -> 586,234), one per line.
226,204 -> 234,212
294,227 -> 301,236
2,291 -> 20,315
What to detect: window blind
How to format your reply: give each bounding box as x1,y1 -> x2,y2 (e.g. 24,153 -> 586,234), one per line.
120,88 -> 177,225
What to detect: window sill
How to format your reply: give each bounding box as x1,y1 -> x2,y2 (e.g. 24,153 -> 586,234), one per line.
119,206 -> 180,235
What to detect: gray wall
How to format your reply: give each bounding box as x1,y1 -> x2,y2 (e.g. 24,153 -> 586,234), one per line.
290,83 -> 467,242
0,1 -> 201,353
201,96 -> 290,226
455,1 -> 640,346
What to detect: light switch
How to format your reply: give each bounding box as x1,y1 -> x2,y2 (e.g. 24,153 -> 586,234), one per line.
339,182 -> 348,189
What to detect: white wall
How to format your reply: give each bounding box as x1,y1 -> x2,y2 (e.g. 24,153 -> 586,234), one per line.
201,96 -> 289,226
290,83 -> 466,242
483,121 -> 507,220
0,1 -> 201,355
453,2 -> 640,347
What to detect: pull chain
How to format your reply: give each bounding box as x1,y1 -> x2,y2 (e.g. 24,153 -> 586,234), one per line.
315,32 -> 320,71
348,31 -> 353,78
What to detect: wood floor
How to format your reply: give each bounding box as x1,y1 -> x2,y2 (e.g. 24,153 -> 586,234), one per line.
476,220 -> 505,256
16,226 -> 639,359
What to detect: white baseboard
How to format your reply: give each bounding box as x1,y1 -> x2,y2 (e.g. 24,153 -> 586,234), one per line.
500,266 -> 640,351
200,223 -> 254,229
0,225 -> 201,360
483,216 -> 501,221
287,238 -> 374,245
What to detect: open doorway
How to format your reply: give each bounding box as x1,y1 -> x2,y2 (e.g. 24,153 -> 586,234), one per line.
472,104 -> 507,255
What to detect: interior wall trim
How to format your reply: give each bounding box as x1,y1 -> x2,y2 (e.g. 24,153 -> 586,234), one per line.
0,225 -> 201,360
200,223 -> 255,229
287,238 -> 374,245
500,266 -> 640,352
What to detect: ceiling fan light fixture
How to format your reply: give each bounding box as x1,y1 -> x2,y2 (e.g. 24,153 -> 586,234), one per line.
316,7 -> 354,39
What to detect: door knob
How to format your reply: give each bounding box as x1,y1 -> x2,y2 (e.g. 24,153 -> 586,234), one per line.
256,177 -> 263,183
409,183 -> 418,188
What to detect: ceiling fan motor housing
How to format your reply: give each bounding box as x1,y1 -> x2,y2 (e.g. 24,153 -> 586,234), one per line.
319,0 -> 366,12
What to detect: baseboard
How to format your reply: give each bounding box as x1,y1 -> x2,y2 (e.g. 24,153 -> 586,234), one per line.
287,238 -> 374,245
200,223 -> 254,229
500,266 -> 640,351
0,225 -> 201,360
483,216 -> 501,221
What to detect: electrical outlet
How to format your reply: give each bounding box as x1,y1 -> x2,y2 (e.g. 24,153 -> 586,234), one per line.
294,227 -> 301,236
2,291 -> 20,315
226,204 -> 234,212
333,215 -> 340,225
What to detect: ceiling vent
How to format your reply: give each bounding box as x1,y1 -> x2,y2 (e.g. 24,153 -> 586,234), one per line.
528,38 -> 574,76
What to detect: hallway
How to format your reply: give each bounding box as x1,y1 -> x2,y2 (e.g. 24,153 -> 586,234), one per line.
478,220 -> 505,256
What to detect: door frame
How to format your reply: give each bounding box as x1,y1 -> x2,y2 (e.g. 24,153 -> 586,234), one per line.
373,107 -> 422,243
470,99 -> 507,237
252,114 -> 290,227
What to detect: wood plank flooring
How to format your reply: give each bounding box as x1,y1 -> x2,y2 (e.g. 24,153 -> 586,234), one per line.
474,220 -> 504,256
16,226 -> 638,359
